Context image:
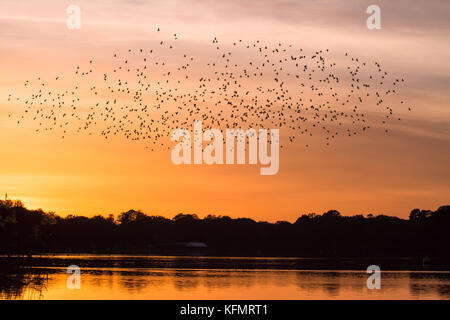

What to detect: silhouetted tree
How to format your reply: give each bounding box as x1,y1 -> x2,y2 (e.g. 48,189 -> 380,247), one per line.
0,199 -> 449,258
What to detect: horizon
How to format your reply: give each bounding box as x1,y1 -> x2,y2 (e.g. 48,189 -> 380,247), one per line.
1,196 -> 448,223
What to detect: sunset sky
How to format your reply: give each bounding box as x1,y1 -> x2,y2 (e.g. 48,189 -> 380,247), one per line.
0,0 -> 449,221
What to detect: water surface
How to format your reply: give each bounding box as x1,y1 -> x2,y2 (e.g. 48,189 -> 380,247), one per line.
1,255 -> 449,300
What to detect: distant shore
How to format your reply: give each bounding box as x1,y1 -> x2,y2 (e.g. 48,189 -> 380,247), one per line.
1,199 -> 449,261
2,254 -> 450,271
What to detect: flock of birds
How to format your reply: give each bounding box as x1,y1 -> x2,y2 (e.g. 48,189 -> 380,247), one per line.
6,27 -> 413,150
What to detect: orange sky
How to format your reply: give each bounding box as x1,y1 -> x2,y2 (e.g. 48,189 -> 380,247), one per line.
0,0 -> 449,221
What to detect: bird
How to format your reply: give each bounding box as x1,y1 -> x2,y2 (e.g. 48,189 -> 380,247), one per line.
6,28 -> 413,151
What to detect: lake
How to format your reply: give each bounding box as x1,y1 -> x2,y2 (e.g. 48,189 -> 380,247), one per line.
1,255 -> 449,299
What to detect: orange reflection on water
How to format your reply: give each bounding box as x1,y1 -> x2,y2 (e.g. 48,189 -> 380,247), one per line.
3,267 -> 450,300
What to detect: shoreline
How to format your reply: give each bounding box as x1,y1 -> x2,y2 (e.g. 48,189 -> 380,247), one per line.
2,254 -> 450,271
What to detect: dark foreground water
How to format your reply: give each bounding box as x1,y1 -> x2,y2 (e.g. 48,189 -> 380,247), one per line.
1,255 -> 449,299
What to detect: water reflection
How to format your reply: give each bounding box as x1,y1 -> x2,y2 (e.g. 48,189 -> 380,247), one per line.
409,272 -> 450,299
0,272 -> 48,300
1,256 -> 449,300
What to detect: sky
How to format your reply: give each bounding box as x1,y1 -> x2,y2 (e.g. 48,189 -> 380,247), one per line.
0,0 -> 449,221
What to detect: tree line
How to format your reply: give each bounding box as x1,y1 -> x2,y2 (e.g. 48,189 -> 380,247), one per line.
0,199 -> 449,257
